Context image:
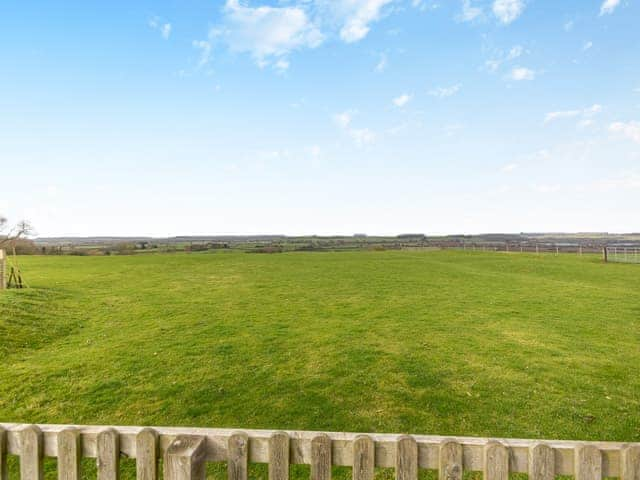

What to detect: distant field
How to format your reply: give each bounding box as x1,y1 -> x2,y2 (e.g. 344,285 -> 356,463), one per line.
1,250 -> 639,444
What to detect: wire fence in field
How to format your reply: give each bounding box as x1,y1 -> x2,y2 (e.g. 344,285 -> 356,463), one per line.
606,246 -> 640,264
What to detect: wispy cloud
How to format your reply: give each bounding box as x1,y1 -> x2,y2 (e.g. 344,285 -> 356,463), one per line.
599,0 -> 620,16
564,20 -> 574,31
457,0 -> 483,22
609,121 -> 640,143
333,110 -> 376,147
192,40 -> 212,67
318,0 -> 395,43
583,41 -> 593,51
149,16 -> 172,39
501,163 -> 519,173
393,93 -> 412,107
492,0 -> 526,24
218,0 -> 323,70
375,52 -> 388,73
508,67 -> 535,81
485,45 -> 524,73
428,84 -> 462,98
544,104 -> 602,124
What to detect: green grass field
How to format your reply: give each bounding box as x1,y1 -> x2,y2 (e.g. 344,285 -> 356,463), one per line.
1,250 -> 639,444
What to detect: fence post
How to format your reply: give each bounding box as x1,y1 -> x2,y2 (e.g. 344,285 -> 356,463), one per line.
97,429 -> 120,480
228,433 -> 248,480
603,247 -> 608,263
0,426 -> 6,480
396,436 -> 418,480
136,428 -> 158,480
268,432 -> 290,480
353,435 -> 374,480
484,441 -> 508,480
439,440 -> 463,480
58,428 -> 82,480
20,425 -> 43,480
0,250 -> 5,290
311,434 -> 331,480
164,436 -> 207,480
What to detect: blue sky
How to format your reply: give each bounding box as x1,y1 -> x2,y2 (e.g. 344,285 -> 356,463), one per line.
1,0 -> 639,237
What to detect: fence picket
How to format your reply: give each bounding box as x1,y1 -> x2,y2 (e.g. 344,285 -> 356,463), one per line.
621,446 -> 640,480
136,428 -> 159,480
228,432 -> 248,480
20,425 -> 43,480
0,426 -> 6,480
575,445 -> 601,480
269,432 -> 290,480
483,441 -> 508,480
97,429 -> 120,480
164,435 -> 206,480
396,436 -> 417,480
311,434 -> 331,480
439,440 -> 462,480
58,428 -> 81,480
528,443 -> 554,480
352,436 -> 374,480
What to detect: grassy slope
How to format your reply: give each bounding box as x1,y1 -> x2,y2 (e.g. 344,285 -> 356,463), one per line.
1,250 -> 639,443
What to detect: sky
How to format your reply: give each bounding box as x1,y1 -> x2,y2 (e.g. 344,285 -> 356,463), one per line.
0,0 -> 639,237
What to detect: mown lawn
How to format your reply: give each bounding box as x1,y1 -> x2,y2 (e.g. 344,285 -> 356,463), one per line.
1,250 -> 639,445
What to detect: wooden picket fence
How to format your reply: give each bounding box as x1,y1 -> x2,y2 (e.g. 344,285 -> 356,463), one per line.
1,424 -> 639,480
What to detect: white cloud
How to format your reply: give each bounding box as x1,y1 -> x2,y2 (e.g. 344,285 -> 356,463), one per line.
485,45 -> 524,73
501,163 -> 519,173
508,67 -> 535,81
149,17 -> 172,39
600,0 -> 620,16
375,52 -> 388,72
428,84 -> 461,98
349,128 -> 376,146
492,0 -> 526,24
507,45 -> 523,60
393,93 -> 412,107
583,41 -> 593,51
193,40 -> 213,67
544,104 -> 602,124
333,110 -> 375,146
564,20 -> 574,31
161,24 -> 172,39
219,0 -> 324,69
318,0 -> 394,43
274,58 -> 290,72
609,121 -> 640,144
458,0 -> 483,22
333,111 -> 353,129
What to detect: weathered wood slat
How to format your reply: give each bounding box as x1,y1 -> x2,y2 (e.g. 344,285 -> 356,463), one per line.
20,425 -> 44,480
483,441 -> 508,480
528,443 -> 554,480
396,436 -> 417,480
0,426 -> 6,480
97,428 -> 120,480
622,445 -> 640,480
57,428 -> 81,480
439,440 -> 463,480
269,432 -> 290,480
228,432 -> 248,480
164,435 -> 206,480
311,434 -> 331,480
136,428 -> 159,480
575,445 -> 602,480
353,435 -> 374,480
0,423 -> 635,477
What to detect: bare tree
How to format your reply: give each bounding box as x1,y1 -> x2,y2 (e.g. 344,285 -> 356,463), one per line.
0,216 -> 34,249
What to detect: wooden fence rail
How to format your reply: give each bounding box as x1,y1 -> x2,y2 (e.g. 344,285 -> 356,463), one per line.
1,424 -> 639,480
